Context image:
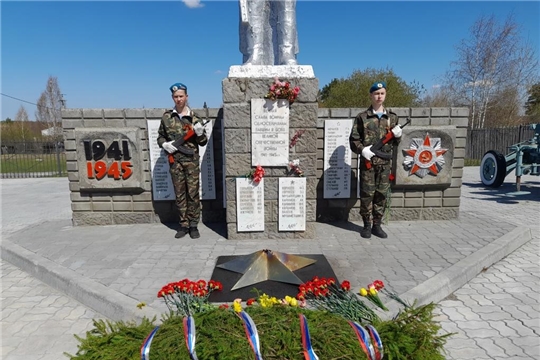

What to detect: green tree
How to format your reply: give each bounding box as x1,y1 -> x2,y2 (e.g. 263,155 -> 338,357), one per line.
3,117 -> 13,123
525,83 -> 540,121
318,68 -> 425,108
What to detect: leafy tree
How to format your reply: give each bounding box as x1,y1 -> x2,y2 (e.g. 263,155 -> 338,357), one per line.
525,83 -> 540,121
36,76 -> 63,141
318,68 -> 425,108
442,14 -> 539,128
3,117 -> 13,123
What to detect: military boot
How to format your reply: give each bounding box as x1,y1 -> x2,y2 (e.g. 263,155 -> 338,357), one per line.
371,219 -> 388,239
360,217 -> 372,239
175,227 -> 189,239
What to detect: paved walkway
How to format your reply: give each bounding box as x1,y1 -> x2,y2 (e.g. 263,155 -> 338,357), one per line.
436,167 -> 539,360
1,167 -> 538,359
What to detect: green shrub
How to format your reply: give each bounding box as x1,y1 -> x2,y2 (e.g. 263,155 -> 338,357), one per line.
66,303 -> 451,360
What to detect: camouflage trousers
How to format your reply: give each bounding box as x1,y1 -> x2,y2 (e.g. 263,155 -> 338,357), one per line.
359,162 -> 391,222
170,159 -> 200,228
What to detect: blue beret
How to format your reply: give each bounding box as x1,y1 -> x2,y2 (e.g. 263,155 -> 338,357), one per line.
370,81 -> 386,93
169,82 -> 187,93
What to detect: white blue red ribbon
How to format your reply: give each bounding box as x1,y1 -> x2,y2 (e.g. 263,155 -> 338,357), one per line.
348,321 -> 375,360
140,325 -> 160,360
299,314 -> 319,360
183,316 -> 198,360
237,311 -> 263,360
366,324 -> 383,360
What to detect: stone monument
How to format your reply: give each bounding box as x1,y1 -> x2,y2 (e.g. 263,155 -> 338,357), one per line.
222,1 -> 318,239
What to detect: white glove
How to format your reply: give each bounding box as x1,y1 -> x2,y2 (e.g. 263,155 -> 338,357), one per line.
361,145 -> 375,160
391,125 -> 402,138
193,122 -> 205,136
162,141 -> 177,154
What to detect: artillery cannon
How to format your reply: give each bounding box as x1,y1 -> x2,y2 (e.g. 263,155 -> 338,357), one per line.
480,123 -> 540,191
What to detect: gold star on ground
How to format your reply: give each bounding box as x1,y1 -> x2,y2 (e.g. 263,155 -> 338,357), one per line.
217,249 -> 316,291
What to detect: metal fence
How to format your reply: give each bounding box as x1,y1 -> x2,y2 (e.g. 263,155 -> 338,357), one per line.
0,141 -> 67,178
466,125 -> 536,160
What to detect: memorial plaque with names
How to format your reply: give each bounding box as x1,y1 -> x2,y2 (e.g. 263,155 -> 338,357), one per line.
236,178 -> 265,232
324,119 -> 353,198
147,119 -> 215,201
278,177 -> 306,231
251,98 -> 289,166
199,121 -> 216,200
147,119 -> 175,201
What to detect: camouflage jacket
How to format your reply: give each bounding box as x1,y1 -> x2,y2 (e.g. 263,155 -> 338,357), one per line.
349,107 -> 401,166
157,108 -> 208,162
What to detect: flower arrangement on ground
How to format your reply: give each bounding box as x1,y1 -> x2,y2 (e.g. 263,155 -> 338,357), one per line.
246,164 -> 265,184
157,278 -> 222,317
66,277 -> 453,360
297,276 -> 380,323
264,77 -> 300,104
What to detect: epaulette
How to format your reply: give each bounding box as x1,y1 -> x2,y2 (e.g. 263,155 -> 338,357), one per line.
162,109 -> 173,120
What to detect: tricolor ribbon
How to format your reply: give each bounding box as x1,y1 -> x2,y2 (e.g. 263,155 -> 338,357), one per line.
140,325 -> 160,360
299,314 -> 319,360
236,311 -> 263,360
348,321 -> 375,360
183,316 -> 198,360
366,324 -> 384,360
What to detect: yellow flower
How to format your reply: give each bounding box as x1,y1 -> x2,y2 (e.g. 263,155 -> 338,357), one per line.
289,297 -> 298,307
136,302 -> 146,309
233,301 -> 242,313
284,295 -> 298,307
370,287 -> 378,296
359,288 -> 368,296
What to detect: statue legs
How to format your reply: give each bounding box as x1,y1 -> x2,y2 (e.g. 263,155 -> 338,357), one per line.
239,0 -> 298,65
243,0 -> 268,65
275,0 -> 297,65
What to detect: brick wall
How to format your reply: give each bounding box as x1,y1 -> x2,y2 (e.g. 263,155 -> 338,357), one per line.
62,108 -> 225,226
63,105 -> 468,228
316,107 -> 469,221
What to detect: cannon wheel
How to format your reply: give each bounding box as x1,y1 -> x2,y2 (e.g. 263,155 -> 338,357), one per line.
480,150 -> 506,187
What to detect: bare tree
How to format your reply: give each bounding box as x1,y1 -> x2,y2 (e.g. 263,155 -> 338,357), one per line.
35,76 -> 63,141
15,105 -> 30,145
443,14 -> 539,128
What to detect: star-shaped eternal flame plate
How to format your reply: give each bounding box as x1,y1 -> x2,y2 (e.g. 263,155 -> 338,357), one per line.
216,249 -> 317,291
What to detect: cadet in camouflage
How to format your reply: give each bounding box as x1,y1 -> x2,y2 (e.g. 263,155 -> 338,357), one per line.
157,82 -> 208,239
349,81 -> 403,239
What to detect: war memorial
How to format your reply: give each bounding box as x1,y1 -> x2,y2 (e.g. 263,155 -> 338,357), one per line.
61,3 -> 468,240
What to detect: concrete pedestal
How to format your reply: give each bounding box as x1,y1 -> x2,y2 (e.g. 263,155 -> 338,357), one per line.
222,65 -> 318,239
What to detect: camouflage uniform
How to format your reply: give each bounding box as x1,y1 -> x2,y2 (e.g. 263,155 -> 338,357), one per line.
349,107 -> 400,222
157,109 -> 208,228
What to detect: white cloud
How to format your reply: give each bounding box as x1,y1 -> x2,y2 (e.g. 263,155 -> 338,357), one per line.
432,84 -> 441,89
214,70 -> 223,74
182,0 -> 204,8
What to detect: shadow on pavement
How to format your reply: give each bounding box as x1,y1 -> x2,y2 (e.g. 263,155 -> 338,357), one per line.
463,181 -> 540,203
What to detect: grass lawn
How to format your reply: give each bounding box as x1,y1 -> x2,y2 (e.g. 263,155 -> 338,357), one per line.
0,153 -> 67,174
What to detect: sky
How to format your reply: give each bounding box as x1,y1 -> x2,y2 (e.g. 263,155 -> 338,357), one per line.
1,1 -> 539,120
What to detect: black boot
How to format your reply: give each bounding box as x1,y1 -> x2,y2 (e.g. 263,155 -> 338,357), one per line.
371,220 -> 388,239
189,227 -> 200,239
175,227 -> 189,239
360,218 -> 372,239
